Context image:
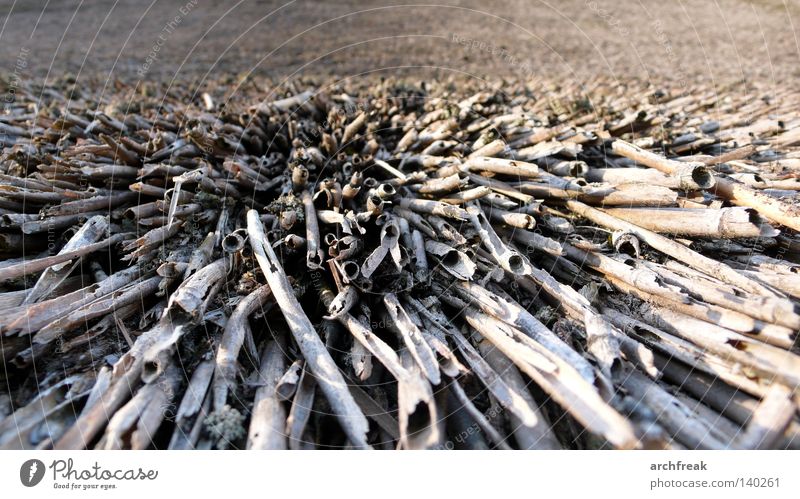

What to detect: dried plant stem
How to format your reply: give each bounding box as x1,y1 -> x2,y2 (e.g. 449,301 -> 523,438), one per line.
247,338 -> 288,450
464,308 -> 637,448
713,176 -> 800,232
602,207 -> 778,238
566,200 -> 775,296
214,284 -> 274,410
246,209 -> 370,448
449,380 -> 512,450
169,360 -> 214,450
286,366 -> 316,450
302,190 -> 325,269
0,233 -> 129,283
617,367 -> 728,450
610,139 -> 715,190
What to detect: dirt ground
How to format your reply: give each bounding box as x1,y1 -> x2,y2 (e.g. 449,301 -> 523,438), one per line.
0,0 -> 798,86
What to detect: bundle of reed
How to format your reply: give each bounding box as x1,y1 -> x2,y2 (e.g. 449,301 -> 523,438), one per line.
0,74 -> 798,451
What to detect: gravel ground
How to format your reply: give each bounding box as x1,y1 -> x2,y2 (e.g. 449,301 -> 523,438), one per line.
0,0 -> 798,85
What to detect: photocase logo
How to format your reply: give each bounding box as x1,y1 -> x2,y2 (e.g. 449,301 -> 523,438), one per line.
20,459 -> 45,487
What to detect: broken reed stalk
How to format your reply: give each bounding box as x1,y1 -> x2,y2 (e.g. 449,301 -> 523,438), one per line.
318,286 -> 441,449
610,139 -> 716,190
449,379 -> 512,450
712,176 -> 800,232
565,200 -> 776,296
247,337 -> 288,450
383,293 -> 441,384
616,366 -> 727,450
286,365 -> 316,450
463,307 -> 638,449
601,207 -> 778,238
611,138 -> 800,231
54,319 -> 183,449
214,284 -> 274,410
246,209 -> 370,449
0,233 -> 129,282
447,326 -> 542,429
474,336 -> 562,449
302,190 -> 325,269
641,260 -> 800,333
22,215 -> 109,304
168,360 -> 214,450
466,204 -> 532,275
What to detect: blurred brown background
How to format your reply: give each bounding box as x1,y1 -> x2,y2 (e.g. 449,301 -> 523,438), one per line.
0,0 -> 798,83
